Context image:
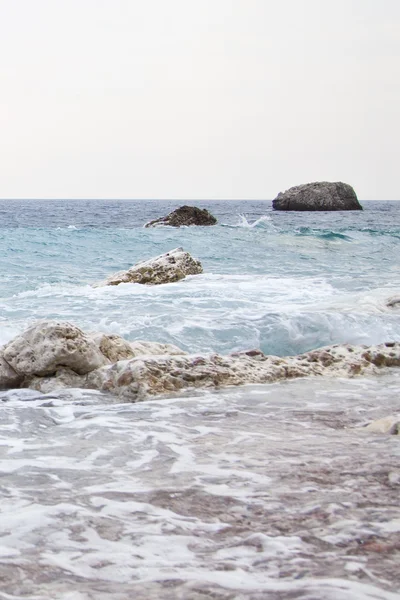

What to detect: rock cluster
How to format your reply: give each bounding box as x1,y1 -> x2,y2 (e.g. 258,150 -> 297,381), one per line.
272,182 -> 362,211
145,205 -> 217,227
95,247 -> 203,287
1,320 -> 399,401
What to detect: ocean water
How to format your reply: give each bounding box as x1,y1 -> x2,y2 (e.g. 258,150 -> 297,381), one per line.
0,199 -> 399,599
1,199 -> 399,354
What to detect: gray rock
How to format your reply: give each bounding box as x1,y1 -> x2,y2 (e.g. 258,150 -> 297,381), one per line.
387,295 -> 400,308
3,320 -> 108,377
0,354 -> 23,389
145,205 -> 217,227
272,181 -> 362,211
95,247 -> 203,287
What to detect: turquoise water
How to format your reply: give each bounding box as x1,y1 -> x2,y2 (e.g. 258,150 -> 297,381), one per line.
0,200 -> 399,356
1,199 -> 400,599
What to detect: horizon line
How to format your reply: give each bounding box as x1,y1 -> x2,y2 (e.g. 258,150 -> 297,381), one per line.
0,198 -> 398,202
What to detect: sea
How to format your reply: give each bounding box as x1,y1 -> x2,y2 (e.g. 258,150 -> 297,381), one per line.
0,199 -> 399,599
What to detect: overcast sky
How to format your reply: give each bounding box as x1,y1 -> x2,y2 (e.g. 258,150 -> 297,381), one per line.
1,0 -> 399,200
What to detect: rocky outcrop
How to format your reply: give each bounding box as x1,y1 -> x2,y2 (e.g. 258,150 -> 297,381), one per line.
95,247 -> 203,287
3,321 -> 108,377
145,205 -> 217,228
272,182 -> 362,211
1,320 -> 398,401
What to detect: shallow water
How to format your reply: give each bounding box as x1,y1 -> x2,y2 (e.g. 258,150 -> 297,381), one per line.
0,374 -> 399,599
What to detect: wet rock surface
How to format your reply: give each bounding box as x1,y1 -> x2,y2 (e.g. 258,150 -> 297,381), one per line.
2,320 -> 108,377
273,181 -> 362,211
0,320 -> 399,401
145,204 -> 217,227
95,247 -> 203,287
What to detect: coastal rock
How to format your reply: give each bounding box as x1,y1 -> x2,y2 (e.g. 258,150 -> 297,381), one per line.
3,321 -> 108,377
0,355 -> 23,389
91,332 -> 187,362
272,182 -> 362,211
96,247 -> 203,287
145,205 -> 217,228
1,320 -> 399,400
91,333 -> 137,362
82,342 -> 400,401
362,415 -> 400,435
25,368 -> 86,393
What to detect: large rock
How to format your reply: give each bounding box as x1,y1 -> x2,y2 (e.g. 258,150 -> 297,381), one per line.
145,205 -> 217,227
3,321 -> 108,377
96,247 -> 203,287
272,182 -> 362,211
80,342 -> 400,402
1,320 -> 399,400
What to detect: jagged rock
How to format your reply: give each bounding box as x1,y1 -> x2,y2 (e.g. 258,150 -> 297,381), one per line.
1,320 -> 399,401
272,182 -> 362,211
0,355 -> 23,389
145,205 -> 217,228
82,342 -> 400,402
91,333 -> 137,362
96,247 -> 203,287
3,321 -> 108,377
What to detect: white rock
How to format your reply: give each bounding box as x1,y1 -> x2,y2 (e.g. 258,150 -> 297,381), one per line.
83,342 -> 400,401
91,332 -> 187,362
129,340 -> 187,357
363,415 -> 400,434
3,321 -> 108,377
95,247 -> 203,287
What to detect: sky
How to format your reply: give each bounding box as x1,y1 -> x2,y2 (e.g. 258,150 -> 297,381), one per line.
0,0 -> 399,200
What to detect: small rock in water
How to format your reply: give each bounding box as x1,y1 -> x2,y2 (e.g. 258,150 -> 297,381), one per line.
387,295 -> 400,308
363,415 -> 400,434
272,181 -> 362,211
145,205 -> 217,227
95,247 -> 203,287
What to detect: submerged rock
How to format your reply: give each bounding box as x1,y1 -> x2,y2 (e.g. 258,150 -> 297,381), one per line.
272,182 -> 362,211
387,295 -> 400,309
95,247 -> 203,287
145,205 -> 217,228
362,415 -> 400,435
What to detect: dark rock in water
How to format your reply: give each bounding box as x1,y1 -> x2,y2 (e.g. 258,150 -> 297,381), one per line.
272,182 -> 362,211
145,205 -> 217,227
387,295 -> 400,309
